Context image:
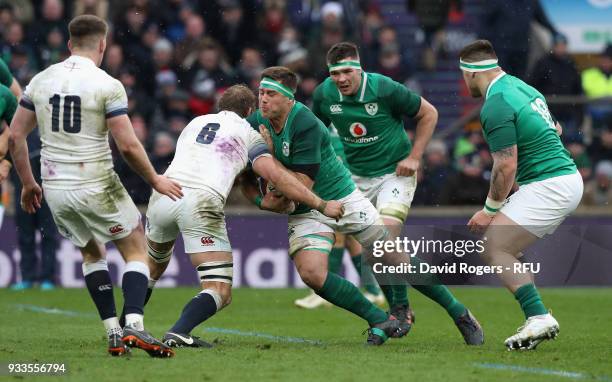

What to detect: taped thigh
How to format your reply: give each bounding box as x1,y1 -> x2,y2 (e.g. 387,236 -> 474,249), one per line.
147,241 -> 174,263
197,260 -> 233,284
289,234 -> 333,257
350,220 -> 389,248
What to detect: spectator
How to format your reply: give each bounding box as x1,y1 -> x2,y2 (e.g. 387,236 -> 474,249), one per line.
236,46 -> 265,90
73,0 -> 109,19
582,44 -> 612,128
528,34 -> 583,139
589,122 -> 612,164
150,131 -> 176,174
29,0 -> 68,53
212,0 -> 258,66
414,139 -> 454,206
406,0 -> 461,70
112,113 -> 152,205
566,135 -> 593,181
583,161 -> 612,206
440,152 -> 489,205
479,0 -> 558,79
10,129 -> 59,291
174,14 -> 206,69
102,44 -> 124,78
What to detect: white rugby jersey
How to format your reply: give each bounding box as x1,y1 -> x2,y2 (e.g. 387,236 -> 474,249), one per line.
20,55 -> 128,189
165,110 -> 270,200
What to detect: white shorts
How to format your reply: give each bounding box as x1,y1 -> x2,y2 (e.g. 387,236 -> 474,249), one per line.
501,171 -> 583,238
352,172 -> 417,223
146,187 -> 231,254
43,173 -> 141,247
288,189 -> 385,255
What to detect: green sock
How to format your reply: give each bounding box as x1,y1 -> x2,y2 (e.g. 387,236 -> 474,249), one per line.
317,272 -> 388,325
392,285 -> 409,307
328,247 -> 344,275
351,254 -> 380,295
409,257 -> 466,320
514,283 -> 548,319
379,284 -> 395,306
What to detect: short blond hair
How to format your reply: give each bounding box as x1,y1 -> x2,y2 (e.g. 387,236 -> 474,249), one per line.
68,14 -> 107,49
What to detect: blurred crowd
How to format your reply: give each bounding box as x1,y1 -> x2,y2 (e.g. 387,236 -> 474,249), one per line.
0,0 -> 611,208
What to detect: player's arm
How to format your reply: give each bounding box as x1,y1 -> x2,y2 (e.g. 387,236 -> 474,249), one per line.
387,79 -> 437,176
0,124 -> 8,159
9,77 -> 22,99
108,115 -> 183,200
399,97 -> 438,175
468,97 -> 517,231
9,105 -> 41,212
488,145 -> 518,202
253,156 -> 343,219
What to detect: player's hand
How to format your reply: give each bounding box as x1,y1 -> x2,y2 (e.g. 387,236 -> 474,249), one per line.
467,210 -> 494,233
20,182 -> 42,214
318,200 -> 344,221
152,175 -> 183,201
261,192 -> 295,214
395,156 -> 420,177
0,159 -> 11,182
259,125 -> 274,152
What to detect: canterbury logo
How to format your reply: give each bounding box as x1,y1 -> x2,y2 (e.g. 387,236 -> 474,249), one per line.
330,104 -> 342,113
98,284 -> 112,291
109,224 -> 124,234
201,236 -> 215,246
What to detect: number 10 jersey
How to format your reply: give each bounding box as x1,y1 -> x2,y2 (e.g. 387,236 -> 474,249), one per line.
20,55 -> 128,189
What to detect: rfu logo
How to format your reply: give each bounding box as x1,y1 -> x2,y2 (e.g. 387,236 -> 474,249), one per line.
201,236 -> 215,246
109,224 -> 124,235
330,104 -> 343,114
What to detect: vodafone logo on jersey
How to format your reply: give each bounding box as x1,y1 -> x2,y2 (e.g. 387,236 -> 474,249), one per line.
349,122 -> 367,138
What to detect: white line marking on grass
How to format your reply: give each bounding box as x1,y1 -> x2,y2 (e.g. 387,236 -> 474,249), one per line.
13,304 -> 324,346
475,363 -> 612,381
203,327 -> 324,346
15,304 -> 98,318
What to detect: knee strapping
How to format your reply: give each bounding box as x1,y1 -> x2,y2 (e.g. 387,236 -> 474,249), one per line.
379,202 -> 409,223
289,234 -> 333,257
353,222 -> 389,248
147,242 -> 173,263
197,260 -> 233,284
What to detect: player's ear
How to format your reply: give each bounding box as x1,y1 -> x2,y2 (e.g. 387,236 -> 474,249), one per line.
67,39 -> 73,52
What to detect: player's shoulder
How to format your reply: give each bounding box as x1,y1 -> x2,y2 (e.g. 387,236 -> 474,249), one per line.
313,77 -> 336,99
295,102 -> 323,127
481,92 -> 516,124
367,72 -> 401,96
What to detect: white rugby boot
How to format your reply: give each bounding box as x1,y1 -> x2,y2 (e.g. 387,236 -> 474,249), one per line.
294,290 -> 332,309
505,312 -> 559,350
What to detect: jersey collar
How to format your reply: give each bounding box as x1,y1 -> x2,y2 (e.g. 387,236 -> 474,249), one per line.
337,71 -> 368,102
485,71 -> 506,99
66,55 -> 96,67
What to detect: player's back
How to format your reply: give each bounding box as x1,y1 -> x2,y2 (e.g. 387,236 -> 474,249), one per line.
165,110 -> 261,201
21,55 -> 128,189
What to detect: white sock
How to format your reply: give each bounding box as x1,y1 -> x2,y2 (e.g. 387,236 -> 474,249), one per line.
103,317 -> 122,336
125,313 -> 144,331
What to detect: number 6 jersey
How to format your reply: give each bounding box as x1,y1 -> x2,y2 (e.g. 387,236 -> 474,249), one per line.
164,110 -> 270,201
20,55 -> 128,189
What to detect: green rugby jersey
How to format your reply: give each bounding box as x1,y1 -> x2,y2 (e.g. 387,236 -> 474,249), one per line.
0,84 -> 16,129
247,102 -> 355,214
0,58 -> 13,88
481,73 -> 576,185
312,72 -> 421,177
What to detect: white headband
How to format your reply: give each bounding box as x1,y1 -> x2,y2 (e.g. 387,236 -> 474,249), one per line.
459,59 -> 499,72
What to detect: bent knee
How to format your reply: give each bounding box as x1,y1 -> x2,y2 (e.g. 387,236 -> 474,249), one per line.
297,265 -> 327,290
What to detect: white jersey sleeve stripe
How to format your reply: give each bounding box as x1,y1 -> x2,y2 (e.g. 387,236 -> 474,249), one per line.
105,108 -> 128,119
19,96 -> 35,111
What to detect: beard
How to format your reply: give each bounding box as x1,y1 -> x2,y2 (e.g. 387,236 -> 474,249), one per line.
469,84 -> 482,98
